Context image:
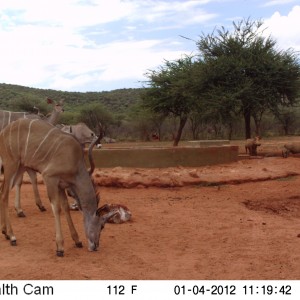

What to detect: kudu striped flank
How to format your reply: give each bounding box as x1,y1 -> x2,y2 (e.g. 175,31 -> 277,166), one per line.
14,122 -> 100,217
0,119 -> 116,256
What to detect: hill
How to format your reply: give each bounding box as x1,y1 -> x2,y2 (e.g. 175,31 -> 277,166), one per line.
0,83 -> 143,115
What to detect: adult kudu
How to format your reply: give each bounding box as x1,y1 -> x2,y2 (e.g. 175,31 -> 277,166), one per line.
0,98 -> 65,217
14,121 -> 101,217
0,119 -> 115,256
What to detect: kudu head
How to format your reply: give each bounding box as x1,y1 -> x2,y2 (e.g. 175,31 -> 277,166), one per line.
68,180 -> 117,252
46,98 -> 64,124
85,204 -> 118,251
47,97 -> 64,112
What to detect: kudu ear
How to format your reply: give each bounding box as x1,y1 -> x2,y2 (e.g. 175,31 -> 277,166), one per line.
96,204 -> 118,223
96,204 -> 110,216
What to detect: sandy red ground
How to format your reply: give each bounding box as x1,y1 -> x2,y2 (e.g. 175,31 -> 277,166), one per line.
1,156 -> 300,280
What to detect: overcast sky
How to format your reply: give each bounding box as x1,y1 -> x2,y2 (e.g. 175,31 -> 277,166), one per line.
0,0 -> 299,92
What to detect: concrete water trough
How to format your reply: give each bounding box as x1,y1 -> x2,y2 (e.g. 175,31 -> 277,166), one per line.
91,145 -> 239,168
188,140 -> 230,147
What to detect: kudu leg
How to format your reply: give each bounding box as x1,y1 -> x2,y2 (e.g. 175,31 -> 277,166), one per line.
27,170 -> 46,212
44,176 -> 65,256
59,189 -> 83,248
14,170 -> 46,217
14,172 -> 26,217
1,178 -> 17,245
0,189 -> 8,238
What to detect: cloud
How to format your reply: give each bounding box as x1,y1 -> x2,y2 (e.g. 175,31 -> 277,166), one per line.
0,0 -> 136,29
264,5 -> 300,51
47,39 -> 188,91
5,1 -> 299,92
0,0 -> 215,30
0,32 -> 187,91
262,0 -> 298,7
126,0 -> 217,28
0,0 -> 214,91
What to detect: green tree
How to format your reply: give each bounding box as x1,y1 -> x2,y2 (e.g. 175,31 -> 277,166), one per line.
78,103 -> 114,137
9,95 -> 48,114
142,55 -> 199,146
273,105 -> 299,135
196,18 -> 300,138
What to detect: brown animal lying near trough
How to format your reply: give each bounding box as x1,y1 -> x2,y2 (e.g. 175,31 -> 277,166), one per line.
70,201 -> 132,224
99,204 -> 132,224
282,142 -> 300,158
93,189 -> 131,223
245,136 -> 261,156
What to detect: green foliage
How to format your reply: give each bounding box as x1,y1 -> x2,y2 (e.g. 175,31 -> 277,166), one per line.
142,55 -> 200,145
0,83 -> 147,141
143,56 -> 197,115
59,111 -> 80,125
0,83 -> 142,114
77,103 -> 115,135
196,18 -> 300,138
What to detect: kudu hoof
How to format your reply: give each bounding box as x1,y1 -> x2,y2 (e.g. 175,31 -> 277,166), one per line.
17,211 -> 26,218
10,240 -> 17,246
38,205 -> 47,212
2,231 -> 10,240
56,250 -> 64,257
75,241 -> 83,248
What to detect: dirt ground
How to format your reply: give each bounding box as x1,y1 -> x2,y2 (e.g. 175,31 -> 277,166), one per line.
1,156 -> 300,280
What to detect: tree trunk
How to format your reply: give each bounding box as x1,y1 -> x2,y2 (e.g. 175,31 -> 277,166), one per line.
244,109 -> 251,139
283,124 -> 289,135
189,116 -> 200,140
254,119 -> 260,137
173,116 -> 188,146
227,122 -> 233,140
253,112 -> 263,137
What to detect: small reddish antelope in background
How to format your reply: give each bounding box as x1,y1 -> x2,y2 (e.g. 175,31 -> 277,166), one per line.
0,118 -> 115,256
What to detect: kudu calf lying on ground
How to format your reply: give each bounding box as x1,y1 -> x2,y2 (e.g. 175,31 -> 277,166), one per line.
0,119 -> 115,256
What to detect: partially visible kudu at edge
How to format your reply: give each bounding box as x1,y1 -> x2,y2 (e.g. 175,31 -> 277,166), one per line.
0,119 -> 115,257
